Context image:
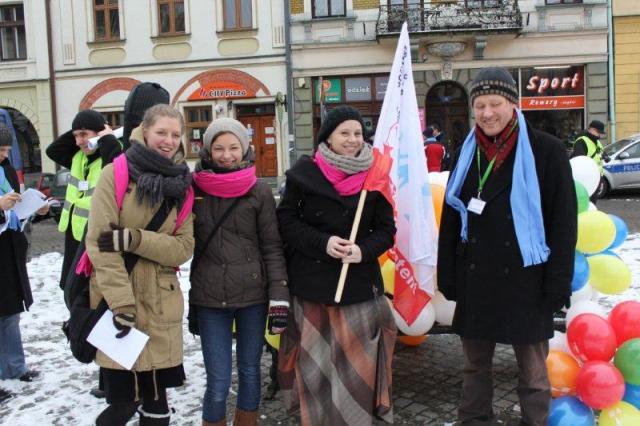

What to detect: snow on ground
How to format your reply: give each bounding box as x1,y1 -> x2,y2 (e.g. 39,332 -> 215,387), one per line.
1,235 -> 639,425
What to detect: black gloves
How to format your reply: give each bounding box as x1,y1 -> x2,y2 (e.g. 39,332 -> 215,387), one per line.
267,302 -> 289,335
112,305 -> 136,338
98,223 -> 132,252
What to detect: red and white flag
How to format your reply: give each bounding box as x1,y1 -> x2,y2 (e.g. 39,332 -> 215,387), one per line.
363,22 -> 438,325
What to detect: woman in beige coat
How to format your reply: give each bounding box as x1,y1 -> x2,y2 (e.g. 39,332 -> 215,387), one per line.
86,104 -> 194,425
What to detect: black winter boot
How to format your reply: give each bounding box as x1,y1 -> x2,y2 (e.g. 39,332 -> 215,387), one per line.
138,406 -> 172,425
95,401 -> 139,426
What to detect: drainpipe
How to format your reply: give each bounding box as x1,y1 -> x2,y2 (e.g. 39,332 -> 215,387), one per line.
284,0 -> 296,165
607,0 -> 616,143
45,0 -> 59,138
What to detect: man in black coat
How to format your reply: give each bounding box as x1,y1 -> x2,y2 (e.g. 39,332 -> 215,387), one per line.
438,67 -> 577,425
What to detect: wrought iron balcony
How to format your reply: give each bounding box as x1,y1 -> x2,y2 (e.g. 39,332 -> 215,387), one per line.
377,0 -> 523,36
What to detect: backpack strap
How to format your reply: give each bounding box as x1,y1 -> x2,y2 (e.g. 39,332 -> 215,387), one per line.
113,153 -> 129,210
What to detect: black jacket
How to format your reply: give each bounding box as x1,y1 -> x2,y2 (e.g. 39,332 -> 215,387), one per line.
437,127 -> 577,344
45,130 -> 126,169
0,160 -> 32,317
277,156 -> 395,305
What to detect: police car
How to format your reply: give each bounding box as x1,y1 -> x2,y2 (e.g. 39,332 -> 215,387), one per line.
601,134 -> 640,196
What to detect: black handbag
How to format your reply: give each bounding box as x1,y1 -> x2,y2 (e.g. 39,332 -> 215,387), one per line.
62,200 -> 172,363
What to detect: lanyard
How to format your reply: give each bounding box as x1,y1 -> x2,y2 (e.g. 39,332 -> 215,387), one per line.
476,147 -> 496,198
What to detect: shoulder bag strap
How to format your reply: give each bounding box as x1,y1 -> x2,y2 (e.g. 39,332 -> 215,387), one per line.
123,199 -> 172,274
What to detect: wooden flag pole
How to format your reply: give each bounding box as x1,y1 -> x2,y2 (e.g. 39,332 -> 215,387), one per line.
334,189 -> 368,303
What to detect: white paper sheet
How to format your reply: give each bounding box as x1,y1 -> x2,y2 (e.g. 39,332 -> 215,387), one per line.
87,310 -> 149,370
12,188 -> 47,220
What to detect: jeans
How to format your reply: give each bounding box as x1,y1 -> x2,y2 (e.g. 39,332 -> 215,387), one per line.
0,313 -> 27,380
198,303 -> 268,422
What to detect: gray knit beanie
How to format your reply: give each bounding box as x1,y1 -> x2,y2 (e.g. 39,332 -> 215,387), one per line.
202,118 -> 250,154
469,67 -> 519,106
0,123 -> 12,147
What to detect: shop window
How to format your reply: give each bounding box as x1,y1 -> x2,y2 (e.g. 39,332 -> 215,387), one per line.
0,4 -> 26,61
101,111 -> 124,129
545,0 -> 583,4
93,0 -> 120,41
223,0 -> 252,31
158,0 -> 185,35
184,106 -> 212,158
313,0 -> 346,18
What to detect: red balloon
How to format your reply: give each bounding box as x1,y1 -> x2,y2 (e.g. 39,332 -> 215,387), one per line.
567,313 -> 617,362
608,301 -> 640,346
576,361 -> 625,409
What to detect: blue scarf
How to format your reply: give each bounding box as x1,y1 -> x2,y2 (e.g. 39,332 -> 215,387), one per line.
0,166 -> 21,232
444,109 -> 549,267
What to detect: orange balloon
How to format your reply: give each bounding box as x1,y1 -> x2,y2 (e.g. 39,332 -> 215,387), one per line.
431,184 -> 445,228
399,335 -> 427,346
378,251 -> 389,266
546,350 -> 580,397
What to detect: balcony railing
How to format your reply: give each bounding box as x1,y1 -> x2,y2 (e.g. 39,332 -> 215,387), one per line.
377,1 -> 523,36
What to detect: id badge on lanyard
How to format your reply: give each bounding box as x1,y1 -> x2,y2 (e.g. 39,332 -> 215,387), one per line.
468,147 -> 496,216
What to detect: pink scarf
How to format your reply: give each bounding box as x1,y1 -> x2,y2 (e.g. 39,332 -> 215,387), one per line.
192,166 -> 257,198
314,150 -> 368,196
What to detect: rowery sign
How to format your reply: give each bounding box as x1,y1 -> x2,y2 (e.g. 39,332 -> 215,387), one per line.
188,81 -> 255,101
520,66 -> 585,111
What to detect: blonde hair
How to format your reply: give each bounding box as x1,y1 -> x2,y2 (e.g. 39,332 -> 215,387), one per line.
141,104 -> 185,134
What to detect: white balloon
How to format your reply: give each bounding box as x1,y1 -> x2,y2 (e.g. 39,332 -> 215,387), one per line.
570,283 -> 594,306
549,331 -> 571,354
570,156 -> 601,196
392,302 -> 436,336
432,291 -> 456,326
588,202 -> 597,211
428,171 -> 449,188
565,300 -> 606,326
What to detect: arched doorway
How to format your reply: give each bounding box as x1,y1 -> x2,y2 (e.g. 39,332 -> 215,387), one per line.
425,81 -> 469,150
0,107 -> 41,172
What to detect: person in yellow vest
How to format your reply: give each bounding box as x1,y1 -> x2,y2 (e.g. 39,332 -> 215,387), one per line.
46,110 -> 121,291
571,120 -> 610,202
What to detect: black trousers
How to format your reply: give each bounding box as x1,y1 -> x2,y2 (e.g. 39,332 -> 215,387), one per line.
59,227 -> 80,290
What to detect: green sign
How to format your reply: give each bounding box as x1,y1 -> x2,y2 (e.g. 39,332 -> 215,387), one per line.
315,78 -> 342,103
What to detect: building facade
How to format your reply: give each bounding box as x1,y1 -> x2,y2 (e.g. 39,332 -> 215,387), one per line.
48,0 -> 290,176
289,0 -> 609,156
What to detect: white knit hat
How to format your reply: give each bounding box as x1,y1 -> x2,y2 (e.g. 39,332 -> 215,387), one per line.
202,118 -> 250,154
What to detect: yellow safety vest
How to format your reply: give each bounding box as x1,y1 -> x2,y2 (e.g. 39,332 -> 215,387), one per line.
58,151 -> 103,241
576,135 -> 605,175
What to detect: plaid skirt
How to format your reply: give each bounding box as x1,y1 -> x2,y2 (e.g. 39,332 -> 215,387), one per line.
278,295 -> 397,426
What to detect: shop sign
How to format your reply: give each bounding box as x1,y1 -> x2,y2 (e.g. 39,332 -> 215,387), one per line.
188,81 -> 255,101
521,66 -> 584,97
375,76 -> 389,101
315,78 -> 342,103
345,77 -> 372,102
520,95 -> 585,110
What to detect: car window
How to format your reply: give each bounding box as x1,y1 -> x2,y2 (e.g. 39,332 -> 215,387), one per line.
622,142 -> 640,159
605,138 -> 637,156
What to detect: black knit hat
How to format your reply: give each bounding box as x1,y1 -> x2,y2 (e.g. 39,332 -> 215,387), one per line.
0,123 -> 13,147
316,105 -> 366,149
72,109 -> 106,132
123,82 -> 170,143
469,67 -> 519,105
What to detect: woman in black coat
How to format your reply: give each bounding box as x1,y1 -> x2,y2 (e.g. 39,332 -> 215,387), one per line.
276,106 -> 396,425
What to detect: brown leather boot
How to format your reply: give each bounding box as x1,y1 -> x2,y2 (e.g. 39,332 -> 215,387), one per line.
202,419 -> 226,426
232,408 -> 258,426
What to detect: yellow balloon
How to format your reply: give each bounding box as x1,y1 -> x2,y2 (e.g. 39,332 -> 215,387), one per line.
576,211 -> 616,254
587,254 -> 632,295
265,326 -> 280,350
381,259 -> 395,295
599,401 -> 640,426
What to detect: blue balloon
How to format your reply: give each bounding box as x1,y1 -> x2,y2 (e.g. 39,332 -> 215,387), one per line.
608,214 -> 629,250
549,396 -> 595,426
624,382 -> 640,410
601,249 -> 621,259
571,252 -> 589,292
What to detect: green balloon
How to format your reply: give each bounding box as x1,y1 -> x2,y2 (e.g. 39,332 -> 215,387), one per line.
575,181 -> 589,213
614,338 -> 640,385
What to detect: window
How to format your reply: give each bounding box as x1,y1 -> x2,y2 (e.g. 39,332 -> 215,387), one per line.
94,0 -> 120,41
622,143 -> 640,160
313,0 -> 345,18
223,0 -> 252,31
158,0 -> 185,35
184,106 -> 212,158
0,4 -> 26,61
545,0 -> 583,4
101,111 -> 124,129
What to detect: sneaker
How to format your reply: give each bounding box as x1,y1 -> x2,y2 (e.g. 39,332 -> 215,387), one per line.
90,387 -> 106,399
18,369 -> 40,382
0,388 -> 13,403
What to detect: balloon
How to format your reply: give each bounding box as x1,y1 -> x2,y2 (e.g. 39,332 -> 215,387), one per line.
600,249 -> 621,258
265,330 -> 280,350
398,335 -> 427,346
587,255 -> 631,295
571,252 -> 589,292
378,251 -> 389,266
567,313 -> 617,362
576,211 -> 616,254
614,339 -> 640,385
392,302 -> 436,336
547,350 -> 581,397
428,171 -> 449,188
566,300 -> 606,326
599,401 -> 640,426
575,181 -> 590,214
608,214 -> 629,250
576,361 -> 625,409
431,184 -> 445,228
624,382 -> 640,410
609,301 -> 640,346
548,396 -> 595,426
550,331 -> 571,354
569,283 -> 593,308
588,202 -> 597,211
432,291 -> 456,326
570,156 -> 601,195
381,259 -> 395,295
